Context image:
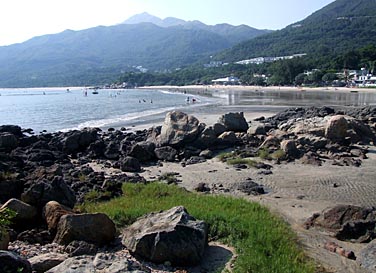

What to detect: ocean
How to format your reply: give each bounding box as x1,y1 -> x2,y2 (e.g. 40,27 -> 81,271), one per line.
0,87 -> 216,133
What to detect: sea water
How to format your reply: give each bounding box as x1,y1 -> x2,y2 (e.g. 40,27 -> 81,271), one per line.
0,87 -> 214,133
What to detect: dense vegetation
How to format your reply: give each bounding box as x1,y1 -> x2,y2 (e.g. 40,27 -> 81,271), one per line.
0,20 -> 268,88
82,183 -> 315,273
217,0 -> 376,63
116,44 -> 376,86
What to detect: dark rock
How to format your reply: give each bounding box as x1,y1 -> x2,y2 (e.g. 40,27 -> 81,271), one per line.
21,176 -> 76,209
0,125 -> 23,137
54,213 -> 116,246
154,146 -> 177,162
0,179 -> 23,204
0,250 -> 32,273
194,127 -> 217,149
218,112 -> 248,132
122,206 -> 207,266
212,122 -> 226,136
185,156 -> 206,165
235,180 -> 265,195
104,141 -> 120,160
119,156 -> 141,172
129,141 -> 155,162
217,131 -> 237,146
17,229 -> 53,244
0,133 -> 18,151
194,183 -> 210,192
65,240 -> 98,257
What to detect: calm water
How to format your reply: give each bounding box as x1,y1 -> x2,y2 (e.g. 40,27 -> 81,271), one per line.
214,88 -> 376,107
0,88 -> 214,133
1,87 -> 376,133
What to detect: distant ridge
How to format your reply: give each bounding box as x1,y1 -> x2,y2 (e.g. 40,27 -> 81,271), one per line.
0,13 -> 270,87
218,0 -> 376,62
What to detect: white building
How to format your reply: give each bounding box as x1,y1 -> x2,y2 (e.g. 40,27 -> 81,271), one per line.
212,76 -> 240,85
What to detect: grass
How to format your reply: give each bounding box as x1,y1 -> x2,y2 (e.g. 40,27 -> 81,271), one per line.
81,183 -> 315,273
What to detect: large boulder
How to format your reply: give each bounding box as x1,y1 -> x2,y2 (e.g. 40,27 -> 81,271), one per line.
29,253 -> 68,273
194,127 -> 217,149
280,139 -> 300,159
129,141 -> 156,162
21,176 -> 76,209
119,156 -> 141,172
0,133 -> 18,151
154,146 -> 177,162
44,201 -> 75,234
159,111 -> 202,147
62,129 -> 98,154
305,205 -> 376,243
0,250 -> 32,273
0,125 -> 22,137
54,213 -> 116,246
218,112 -> 249,132
122,206 -> 207,266
325,115 -> 348,142
0,198 -> 37,223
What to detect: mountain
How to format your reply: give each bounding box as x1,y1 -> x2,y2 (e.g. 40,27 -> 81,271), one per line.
122,12 -> 272,44
0,13 -> 270,87
218,0 -> 376,62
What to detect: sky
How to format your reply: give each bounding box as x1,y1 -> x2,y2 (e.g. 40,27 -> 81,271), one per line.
0,0 -> 335,46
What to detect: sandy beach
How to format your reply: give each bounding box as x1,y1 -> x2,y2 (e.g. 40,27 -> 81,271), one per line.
130,85 -> 376,272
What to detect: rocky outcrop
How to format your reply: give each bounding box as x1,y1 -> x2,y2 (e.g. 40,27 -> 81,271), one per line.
0,198 -> 37,224
21,176 -> 76,209
159,111 -> 202,147
0,250 -> 32,273
54,213 -> 116,246
44,201 -> 75,234
122,206 -> 207,266
358,239 -> 376,271
218,112 -> 249,132
154,146 -> 177,161
305,205 -> 376,243
120,156 -> 141,172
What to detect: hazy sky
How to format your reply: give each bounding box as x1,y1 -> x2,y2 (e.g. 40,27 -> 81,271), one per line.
0,0 -> 335,46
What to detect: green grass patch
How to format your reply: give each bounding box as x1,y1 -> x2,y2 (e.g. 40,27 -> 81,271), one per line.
81,183 -> 314,273
226,158 -> 258,167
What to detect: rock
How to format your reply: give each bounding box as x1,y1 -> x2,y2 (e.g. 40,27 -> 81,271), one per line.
119,156 -> 141,172
247,125 -> 267,135
104,141 -> 120,160
0,133 -> 18,151
217,131 -> 237,146
65,240 -> 98,257
21,176 -> 76,209
194,183 -> 210,192
46,253 -> 149,273
129,141 -> 155,162
0,250 -> 32,273
0,230 -> 10,250
323,241 -> 355,260
122,206 -> 207,266
325,115 -> 348,142
54,213 -> 116,246
280,139 -> 299,159
358,239 -> 376,270
212,122 -> 226,136
0,179 -> 24,204
29,253 -> 68,273
0,125 -> 23,137
0,199 -> 37,223
159,111 -> 202,147
194,127 -> 217,149
260,135 -> 280,149
199,149 -> 213,159
17,229 -> 53,245
154,146 -> 177,162
44,201 -> 75,234
305,205 -> 376,242
218,112 -> 249,132
235,180 -> 265,195
61,129 -> 98,154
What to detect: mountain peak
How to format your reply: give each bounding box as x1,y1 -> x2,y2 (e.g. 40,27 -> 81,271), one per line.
122,12 -> 163,25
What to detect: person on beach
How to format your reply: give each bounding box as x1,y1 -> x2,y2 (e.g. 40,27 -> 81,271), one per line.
186,96 -> 190,103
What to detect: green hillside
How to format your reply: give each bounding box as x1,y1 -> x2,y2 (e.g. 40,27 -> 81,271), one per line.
218,0 -> 376,62
0,19 -> 269,87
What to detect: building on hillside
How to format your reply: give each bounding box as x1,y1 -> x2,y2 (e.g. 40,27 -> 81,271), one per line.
212,76 -> 240,85
350,68 -> 376,87
235,54 -> 307,65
